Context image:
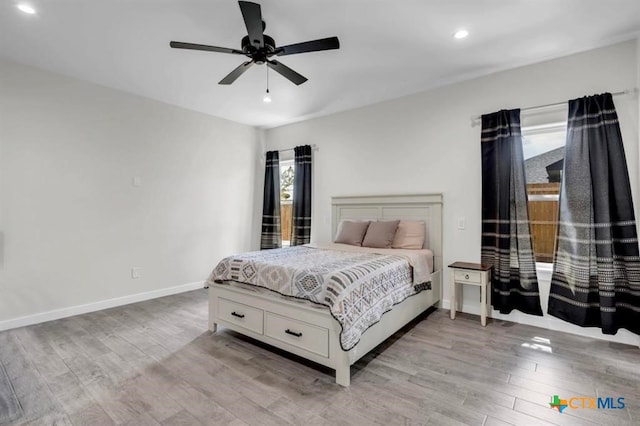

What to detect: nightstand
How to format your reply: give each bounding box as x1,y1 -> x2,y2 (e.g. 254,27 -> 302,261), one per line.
448,262 -> 492,326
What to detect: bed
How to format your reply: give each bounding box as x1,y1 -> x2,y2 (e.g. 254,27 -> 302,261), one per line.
206,194 -> 443,386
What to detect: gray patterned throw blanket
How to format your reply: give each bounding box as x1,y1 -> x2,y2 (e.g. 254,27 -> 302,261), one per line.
208,245 -> 427,350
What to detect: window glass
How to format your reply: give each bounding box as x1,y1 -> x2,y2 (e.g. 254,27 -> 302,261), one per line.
280,162 -> 294,201
279,160 -> 294,245
523,124 -> 566,263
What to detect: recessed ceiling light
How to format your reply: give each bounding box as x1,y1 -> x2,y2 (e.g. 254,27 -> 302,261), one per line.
454,29 -> 469,39
17,3 -> 36,14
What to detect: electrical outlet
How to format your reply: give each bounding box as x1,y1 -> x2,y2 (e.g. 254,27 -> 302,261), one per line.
131,267 -> 141,279
132,176 -> 142,187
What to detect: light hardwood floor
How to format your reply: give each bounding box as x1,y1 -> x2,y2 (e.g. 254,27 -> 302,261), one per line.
1,289 -> 639,425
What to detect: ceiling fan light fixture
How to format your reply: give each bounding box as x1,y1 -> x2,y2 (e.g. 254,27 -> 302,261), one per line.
454,29 -> 469,39
17,3 -> 36,14
263,88 -> 271,103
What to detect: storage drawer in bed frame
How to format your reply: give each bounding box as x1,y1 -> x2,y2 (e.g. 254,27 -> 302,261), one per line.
209,269 -> 440,387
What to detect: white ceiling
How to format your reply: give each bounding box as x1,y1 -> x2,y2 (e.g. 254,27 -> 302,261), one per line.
2,0 -> 639,128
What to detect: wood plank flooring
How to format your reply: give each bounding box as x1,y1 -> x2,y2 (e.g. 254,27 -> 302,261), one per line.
1,289 -> 639,425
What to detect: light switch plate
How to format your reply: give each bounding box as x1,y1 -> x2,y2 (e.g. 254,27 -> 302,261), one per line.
131,267 -> 141,279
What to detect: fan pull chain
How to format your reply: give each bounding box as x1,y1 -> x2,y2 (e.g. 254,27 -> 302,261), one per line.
263,66 -> 272,103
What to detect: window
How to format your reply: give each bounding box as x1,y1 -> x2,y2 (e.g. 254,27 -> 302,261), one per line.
523,122 -> 567,263
279,159 -> 294,246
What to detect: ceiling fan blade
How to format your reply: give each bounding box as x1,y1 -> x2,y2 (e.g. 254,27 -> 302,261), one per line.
219,61 -> 255,85
238,1 -> 264,48
170,41 -> 244,55
266,60 -> 307,85
276,36 -> 340,56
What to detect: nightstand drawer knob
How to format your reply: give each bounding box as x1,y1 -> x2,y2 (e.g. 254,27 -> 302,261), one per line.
465,274 -> 469,280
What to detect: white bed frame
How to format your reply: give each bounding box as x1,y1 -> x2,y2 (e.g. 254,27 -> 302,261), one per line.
209,194 -> 443,386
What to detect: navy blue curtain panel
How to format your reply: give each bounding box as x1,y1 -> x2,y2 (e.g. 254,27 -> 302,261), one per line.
291,145 -> 312,246
548,93 -> 640,335
481,109 -> 542,316
260,151 -> 282,249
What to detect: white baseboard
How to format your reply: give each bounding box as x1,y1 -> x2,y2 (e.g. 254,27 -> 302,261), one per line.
0,281 -> 206,332
440,298 -> 639,347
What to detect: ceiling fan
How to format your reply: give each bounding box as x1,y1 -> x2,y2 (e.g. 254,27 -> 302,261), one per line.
170,1 -> 340,86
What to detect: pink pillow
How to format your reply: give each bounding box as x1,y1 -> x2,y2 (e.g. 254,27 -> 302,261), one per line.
334,221 -> 370,246
392,220 -> 426,249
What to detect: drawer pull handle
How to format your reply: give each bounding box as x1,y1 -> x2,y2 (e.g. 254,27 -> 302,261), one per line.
465,274 -> 469,280
231,311 -> 245,318
285,329 -> 302,337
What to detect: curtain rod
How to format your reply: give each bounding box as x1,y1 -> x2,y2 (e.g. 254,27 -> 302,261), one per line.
470,88 -> 638,127
264,144 -> 318,156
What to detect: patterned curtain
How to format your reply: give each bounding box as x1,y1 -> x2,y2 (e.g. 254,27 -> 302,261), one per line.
548,93 -> 640,335
290,145 -> 312,246
260,151 -> 282,249
481,109 -> 542,315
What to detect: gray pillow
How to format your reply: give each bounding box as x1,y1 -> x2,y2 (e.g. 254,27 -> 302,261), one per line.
334,220 -> 371,246
362,220 -> 400,248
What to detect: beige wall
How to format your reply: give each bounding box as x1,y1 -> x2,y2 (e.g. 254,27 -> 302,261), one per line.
265,40 -> 640,346
0,59 -> 259,327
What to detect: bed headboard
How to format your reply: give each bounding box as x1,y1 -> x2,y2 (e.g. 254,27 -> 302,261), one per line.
331,194 -> 443,273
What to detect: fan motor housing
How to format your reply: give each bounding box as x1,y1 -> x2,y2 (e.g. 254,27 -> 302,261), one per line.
242,35 -> 276,64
